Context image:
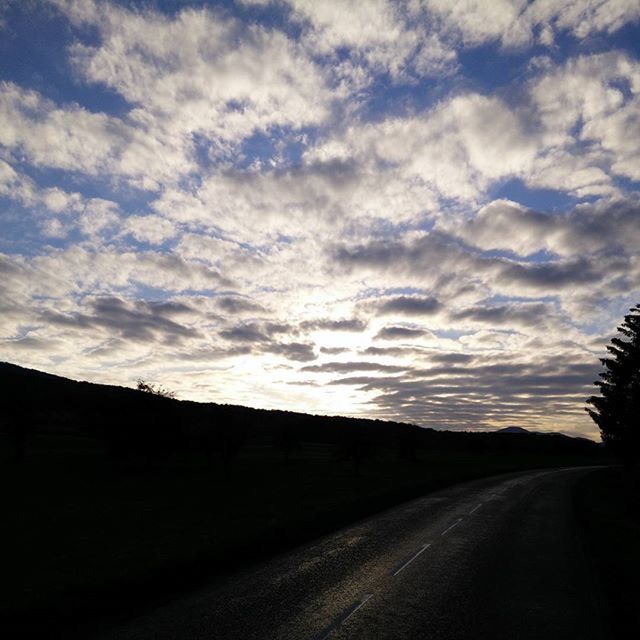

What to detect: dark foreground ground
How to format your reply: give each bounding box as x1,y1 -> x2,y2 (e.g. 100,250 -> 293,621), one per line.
1,361 -> 609,637
2,363 -> 629,637
574,466 -> 640,638
0,444 -> 603,639
5,458 -> 638,639
98,466 -> 625,640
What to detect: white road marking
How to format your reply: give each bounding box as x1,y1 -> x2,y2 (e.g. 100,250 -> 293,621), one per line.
341,594 -> 373,624
441,518 -> 462,536
318,594 -> 374,640
393,544 -> 431,576
317,470 -> 593,639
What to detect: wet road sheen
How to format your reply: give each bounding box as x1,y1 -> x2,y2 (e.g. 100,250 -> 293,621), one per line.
101,467 -> 605,640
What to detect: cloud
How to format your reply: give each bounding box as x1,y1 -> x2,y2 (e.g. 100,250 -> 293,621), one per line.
418,0 -> 533,48
331,231 -> 481,285
451,302 -> 557,329
56,0 -> 331,157
529,52 -> 640,186
149,154 -> 438,245
332,208 -> 639,306
215,296 -> 266,315
219,323 -> 268,343
112,51 -> 638,252
218,320 -> 316,361
3,1 -> 638,436
122,215 -> 177,245
300,51 -> 639,207
443,196 -> 640,261
324,356 -> 600,430
371,294 -> 441,316
441,199 -> 554,257
282,0 -> 457,80
0,159 -> 122,241
428,352 -> 474,364
496,258 -> 602,290
0,247 -> 231,309
0,81 -> 192,192
420,0 -> 640,48
0,81 -> 132,176
300,317 -> 367,332
0,334 -> 66,355
301,360 -> 406,374
361,345 -> 426,357
41,296 -> 199,344
1,2 -> 336,193
320,346 -> 350,354
263,340 -> 316,362
527,0 -> 640,40
309,92 -> 537,203
375,325 -> 432,340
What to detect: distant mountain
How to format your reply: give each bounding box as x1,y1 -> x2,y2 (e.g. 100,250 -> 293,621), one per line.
496,424 -> 596,443
496,426 -> 531,435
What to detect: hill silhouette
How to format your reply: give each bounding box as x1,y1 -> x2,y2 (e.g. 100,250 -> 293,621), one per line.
1,361 -> 599,464
1,361 -> 605,639
496,426 -> 531,434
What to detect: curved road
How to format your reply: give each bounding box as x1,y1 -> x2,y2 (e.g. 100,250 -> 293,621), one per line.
101,467 -> 606,640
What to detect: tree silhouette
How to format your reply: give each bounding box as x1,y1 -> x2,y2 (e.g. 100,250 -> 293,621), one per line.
586,303 -> 640,461
136,378 -> 176,399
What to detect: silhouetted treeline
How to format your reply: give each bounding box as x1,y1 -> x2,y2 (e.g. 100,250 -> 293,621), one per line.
587,303 -> 640,462
1,362 -> 601,468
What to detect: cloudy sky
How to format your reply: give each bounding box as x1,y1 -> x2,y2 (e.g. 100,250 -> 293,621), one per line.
1,0 -> 639,438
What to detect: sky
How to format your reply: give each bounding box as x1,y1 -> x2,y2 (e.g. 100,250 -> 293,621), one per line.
1,0 -> 639,439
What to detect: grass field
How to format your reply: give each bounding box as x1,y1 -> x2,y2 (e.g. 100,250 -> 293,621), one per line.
1,432 -> 604,638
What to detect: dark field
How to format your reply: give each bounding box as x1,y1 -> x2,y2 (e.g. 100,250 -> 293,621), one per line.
0,363 -> 608,638
0,433 -> 604,639
574,467 -> 640,639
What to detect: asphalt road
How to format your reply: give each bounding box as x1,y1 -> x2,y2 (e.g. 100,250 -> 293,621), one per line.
100,466 -> 606,640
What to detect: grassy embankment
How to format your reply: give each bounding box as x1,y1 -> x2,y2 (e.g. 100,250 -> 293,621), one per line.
1,430 -> 604,639
574,466 -> 640,638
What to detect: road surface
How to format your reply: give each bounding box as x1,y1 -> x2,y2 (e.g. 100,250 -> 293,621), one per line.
100,466 -> 606,640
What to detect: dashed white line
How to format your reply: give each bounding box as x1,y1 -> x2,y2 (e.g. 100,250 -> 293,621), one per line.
318,594 -> 374,640
441,518 -> 462,536
316,471 -> 595,640
393,544 -> 431,576
342,594 -> 373,624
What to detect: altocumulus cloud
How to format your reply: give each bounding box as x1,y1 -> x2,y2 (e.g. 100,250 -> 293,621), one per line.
0,0 -> 639,435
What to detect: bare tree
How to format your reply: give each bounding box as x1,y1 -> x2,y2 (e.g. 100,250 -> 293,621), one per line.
136,379 -> 176,399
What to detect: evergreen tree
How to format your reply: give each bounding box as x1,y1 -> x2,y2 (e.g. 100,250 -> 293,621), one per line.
586,304 -> 640,461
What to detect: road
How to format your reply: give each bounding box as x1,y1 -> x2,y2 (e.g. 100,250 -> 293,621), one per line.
100,467 -> 606,640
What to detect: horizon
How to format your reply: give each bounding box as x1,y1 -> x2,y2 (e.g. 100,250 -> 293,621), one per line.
0,359 -> 600,441
2,1 -> 640,440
